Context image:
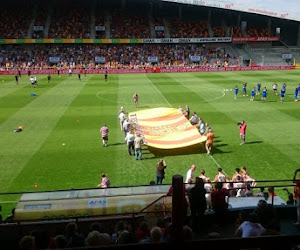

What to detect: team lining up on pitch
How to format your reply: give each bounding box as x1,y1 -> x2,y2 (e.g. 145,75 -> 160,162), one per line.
233,82 -> 300,102
14,69 -> 300,103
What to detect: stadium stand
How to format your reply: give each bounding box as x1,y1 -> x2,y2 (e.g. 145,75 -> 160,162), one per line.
0,44 -> 238,69
153,17 -> 165,38
232,26 -> 243,38
31,3 -> 48,39
0,0 -> 298,69
0,2 -> 32,39
169,20 -> 209,38
95,9 -> 106,39
48,2 -> 91,38
246,28 -> 271,37
212,26 -> 226,37
110,9 -> 150,39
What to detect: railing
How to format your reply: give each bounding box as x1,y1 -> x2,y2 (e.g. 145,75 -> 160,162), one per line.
0,178 -> 297,223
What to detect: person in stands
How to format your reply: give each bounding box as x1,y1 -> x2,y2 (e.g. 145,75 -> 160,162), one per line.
189,177 -> 207,231
211,182 -> 229,217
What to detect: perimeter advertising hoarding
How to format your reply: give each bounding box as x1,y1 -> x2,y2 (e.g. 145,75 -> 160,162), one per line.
0,66 -> 295,76
0,37 -> 280,44
189,55 -> 201,62
162,0 -> 300,22
148,56 -> 159,63
142,37 -> 231,43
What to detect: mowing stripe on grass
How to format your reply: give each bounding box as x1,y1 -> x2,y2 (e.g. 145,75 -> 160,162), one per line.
144,74 -> 172,107
0,79 -> 28,99
167,73 -> 225,103
0,76 -> 87,192
0,76 -> 56,125
9,74 -> 127,191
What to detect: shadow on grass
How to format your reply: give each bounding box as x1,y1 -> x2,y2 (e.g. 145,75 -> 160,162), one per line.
109,142 -> 125,146
142,151 -> 153,155
138,106 -> 151,109
142,156 -> 159,160
147,144 -> 207,157
213,147 -> 232,155
215,143 -> 228,147
245,140 -> 263,145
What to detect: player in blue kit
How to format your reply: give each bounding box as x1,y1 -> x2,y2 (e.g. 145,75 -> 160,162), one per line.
242,82 -> 247,96
250,87 -> 256,101
294,86 -> 299,102
280,86 -> 286,102
234,85 -> 239,99
256,82 -> 261,95
262,87 -> 267,102
283,83 -> 287,90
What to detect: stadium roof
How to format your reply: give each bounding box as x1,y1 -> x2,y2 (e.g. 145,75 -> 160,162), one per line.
162,0 -> 300,22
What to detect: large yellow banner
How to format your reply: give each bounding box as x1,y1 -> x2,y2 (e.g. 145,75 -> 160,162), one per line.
129,108 -> 206,149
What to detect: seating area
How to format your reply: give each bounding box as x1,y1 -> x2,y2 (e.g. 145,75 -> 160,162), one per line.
0,2 -> 292,42
232,26 -> 243,38
110,9 -> 150,39
247,28 -> 271,37
95,10 -> 106,39
48,4 -> 91,38
169,21 -> 209,38
212,27 -> 225,37
32,4 -> 48,39
0,3 -> 31,39
0,44 -> 236,70
153,17 -> 165,38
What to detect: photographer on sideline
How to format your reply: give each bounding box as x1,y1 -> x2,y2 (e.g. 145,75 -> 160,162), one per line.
238,120 -> 247,145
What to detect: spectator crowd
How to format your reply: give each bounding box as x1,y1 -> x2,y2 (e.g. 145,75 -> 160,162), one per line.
0,2 -> 275,39
0,44 -> 237,70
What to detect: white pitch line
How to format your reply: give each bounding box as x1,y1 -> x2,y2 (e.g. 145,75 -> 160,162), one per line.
144,74 -> 172,107
209,155 -> 229,176
209,155 -> 222,168
0,201 -> 18,204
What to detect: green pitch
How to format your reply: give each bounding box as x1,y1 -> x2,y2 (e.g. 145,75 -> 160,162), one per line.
0,70 -> 299,215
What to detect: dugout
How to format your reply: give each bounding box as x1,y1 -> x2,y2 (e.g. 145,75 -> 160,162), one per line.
14,185 -> 172,221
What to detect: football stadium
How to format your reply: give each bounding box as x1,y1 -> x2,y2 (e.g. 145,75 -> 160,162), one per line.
1,0 -> 300,249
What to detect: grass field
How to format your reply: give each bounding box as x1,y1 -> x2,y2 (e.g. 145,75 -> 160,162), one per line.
0,70 -> 300,216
